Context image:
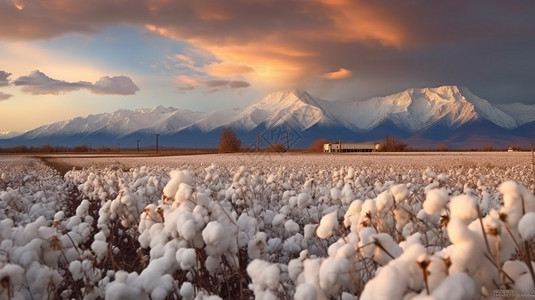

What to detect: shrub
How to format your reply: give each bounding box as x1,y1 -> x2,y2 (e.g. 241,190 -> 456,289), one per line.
218,127 -> 242,153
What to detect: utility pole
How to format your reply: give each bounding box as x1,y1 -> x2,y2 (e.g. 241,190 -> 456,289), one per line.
155,134 -> 160,154
256,129 -> 260,151
286,127 -> 290,151
136,139 -> 140,153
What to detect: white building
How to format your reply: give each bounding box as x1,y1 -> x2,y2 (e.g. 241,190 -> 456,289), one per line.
323,142 -> 380,153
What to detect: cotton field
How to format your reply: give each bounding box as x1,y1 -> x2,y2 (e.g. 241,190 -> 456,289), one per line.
1,152 -> 535,300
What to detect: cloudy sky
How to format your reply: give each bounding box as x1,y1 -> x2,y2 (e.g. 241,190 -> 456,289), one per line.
1,0 -> 535,133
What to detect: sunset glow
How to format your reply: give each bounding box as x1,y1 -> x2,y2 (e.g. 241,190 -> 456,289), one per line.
1,0 -> 534,133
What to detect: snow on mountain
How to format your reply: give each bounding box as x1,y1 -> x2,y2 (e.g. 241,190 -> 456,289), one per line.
0,131 -> 23,139
496,102 -> 535,126
231,89 -> 324,130
3,85 -> 532,148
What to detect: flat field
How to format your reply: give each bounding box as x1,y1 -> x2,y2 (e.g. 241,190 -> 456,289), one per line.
1,152 -> 534,299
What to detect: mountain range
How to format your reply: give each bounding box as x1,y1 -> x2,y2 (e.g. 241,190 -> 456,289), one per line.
1,85 -> 534,150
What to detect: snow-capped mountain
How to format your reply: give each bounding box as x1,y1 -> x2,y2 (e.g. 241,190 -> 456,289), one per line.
2,86 -> 534,149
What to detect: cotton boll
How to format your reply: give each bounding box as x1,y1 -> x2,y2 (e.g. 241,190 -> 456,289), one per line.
302,258 -> 322,293
360,263 -> 408,300
449,194 -> 478,223
360,199 -> 376,224
448,219 -> 484,275
518,212 -> 535,241
69,260 -> 83,280
372,233 -> 402,265
0,263 -> 24,292
317,211 -> 338,239
423,189 -> 448,215
344,200 -> 362,228
176,248 -> 197,270
272,214 -> 286,227
330,188 -> 341,202
247,259 -> 280,291
76,199 -> 90,217
288,255 -> 306,283
180,282 -> 194,300
297,193 -> 311,208
284,219 -> 300,235
248,232 -> 267,259
376,190 -> 394,212
359,227 -> 377,258
319,257 -> 351,295
205,255 -> 221,274
294,283 -> 318,300
304,224 -> 318,239
430,272 -> 475,300
174,183 -> 194,208
391,184 -> 410,203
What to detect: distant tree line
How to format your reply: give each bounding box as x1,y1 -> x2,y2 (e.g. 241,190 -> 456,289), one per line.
0,144 -> 116,153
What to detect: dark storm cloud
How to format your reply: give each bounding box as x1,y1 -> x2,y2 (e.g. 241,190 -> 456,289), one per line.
2,0 -> 535,103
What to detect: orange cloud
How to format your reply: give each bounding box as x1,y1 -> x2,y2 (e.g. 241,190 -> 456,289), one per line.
203,62 -> 253,77
322,68 -> 353,80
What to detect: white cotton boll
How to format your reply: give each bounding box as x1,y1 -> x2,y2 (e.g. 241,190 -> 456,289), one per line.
335,244 -> 356,259
176,248 -> 197,270
358,227 -> 377,258
180,282 -> 194,300
437,174 -> 449,183
344,199 -> 362,221
288,257 -> 305,283
518,212 -> 535,241
150,274 -> 174,300
294,283 -> 317,300
65,216 -> 81,231
340,183 -> 355,205
449,194 -> 478,223
424,181 -> 440,194
179,219 -> 197,241
0,218 -> 13,240
448,219 -> 484,275
360,199 -> 376,220
304,224 -> 318,239
248,232 -> 267,259
53,211 -> 65,223
376,190 -> 394,211
391,184 -> 409,203
0,263 -> 24,289
272,214 -> 286,227
205,255 -> 221,274
319,257 -> 350,295
316,211 -> 338,239
360,263 -> 408,300
247,259 -> 280,291
302,258 -> 321,291
330,187 -> 341,202
372,233 -> 402,265
76,199 -> 90,217
91,240 -> 108,262
423,189 -> 449,215
297,193 -> 311,208
163,170 -> 193,200
430,272 -> 475,300
267,238 -> 282,253
284,219 -> 300,235
447,218 -> 472,244
174,183 -> 193,208
328,239 -> 345,257
266,174 -> 277,184
425,255 -> 448,292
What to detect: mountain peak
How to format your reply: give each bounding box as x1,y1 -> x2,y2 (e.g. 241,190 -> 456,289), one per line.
260,89 -> 315,106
